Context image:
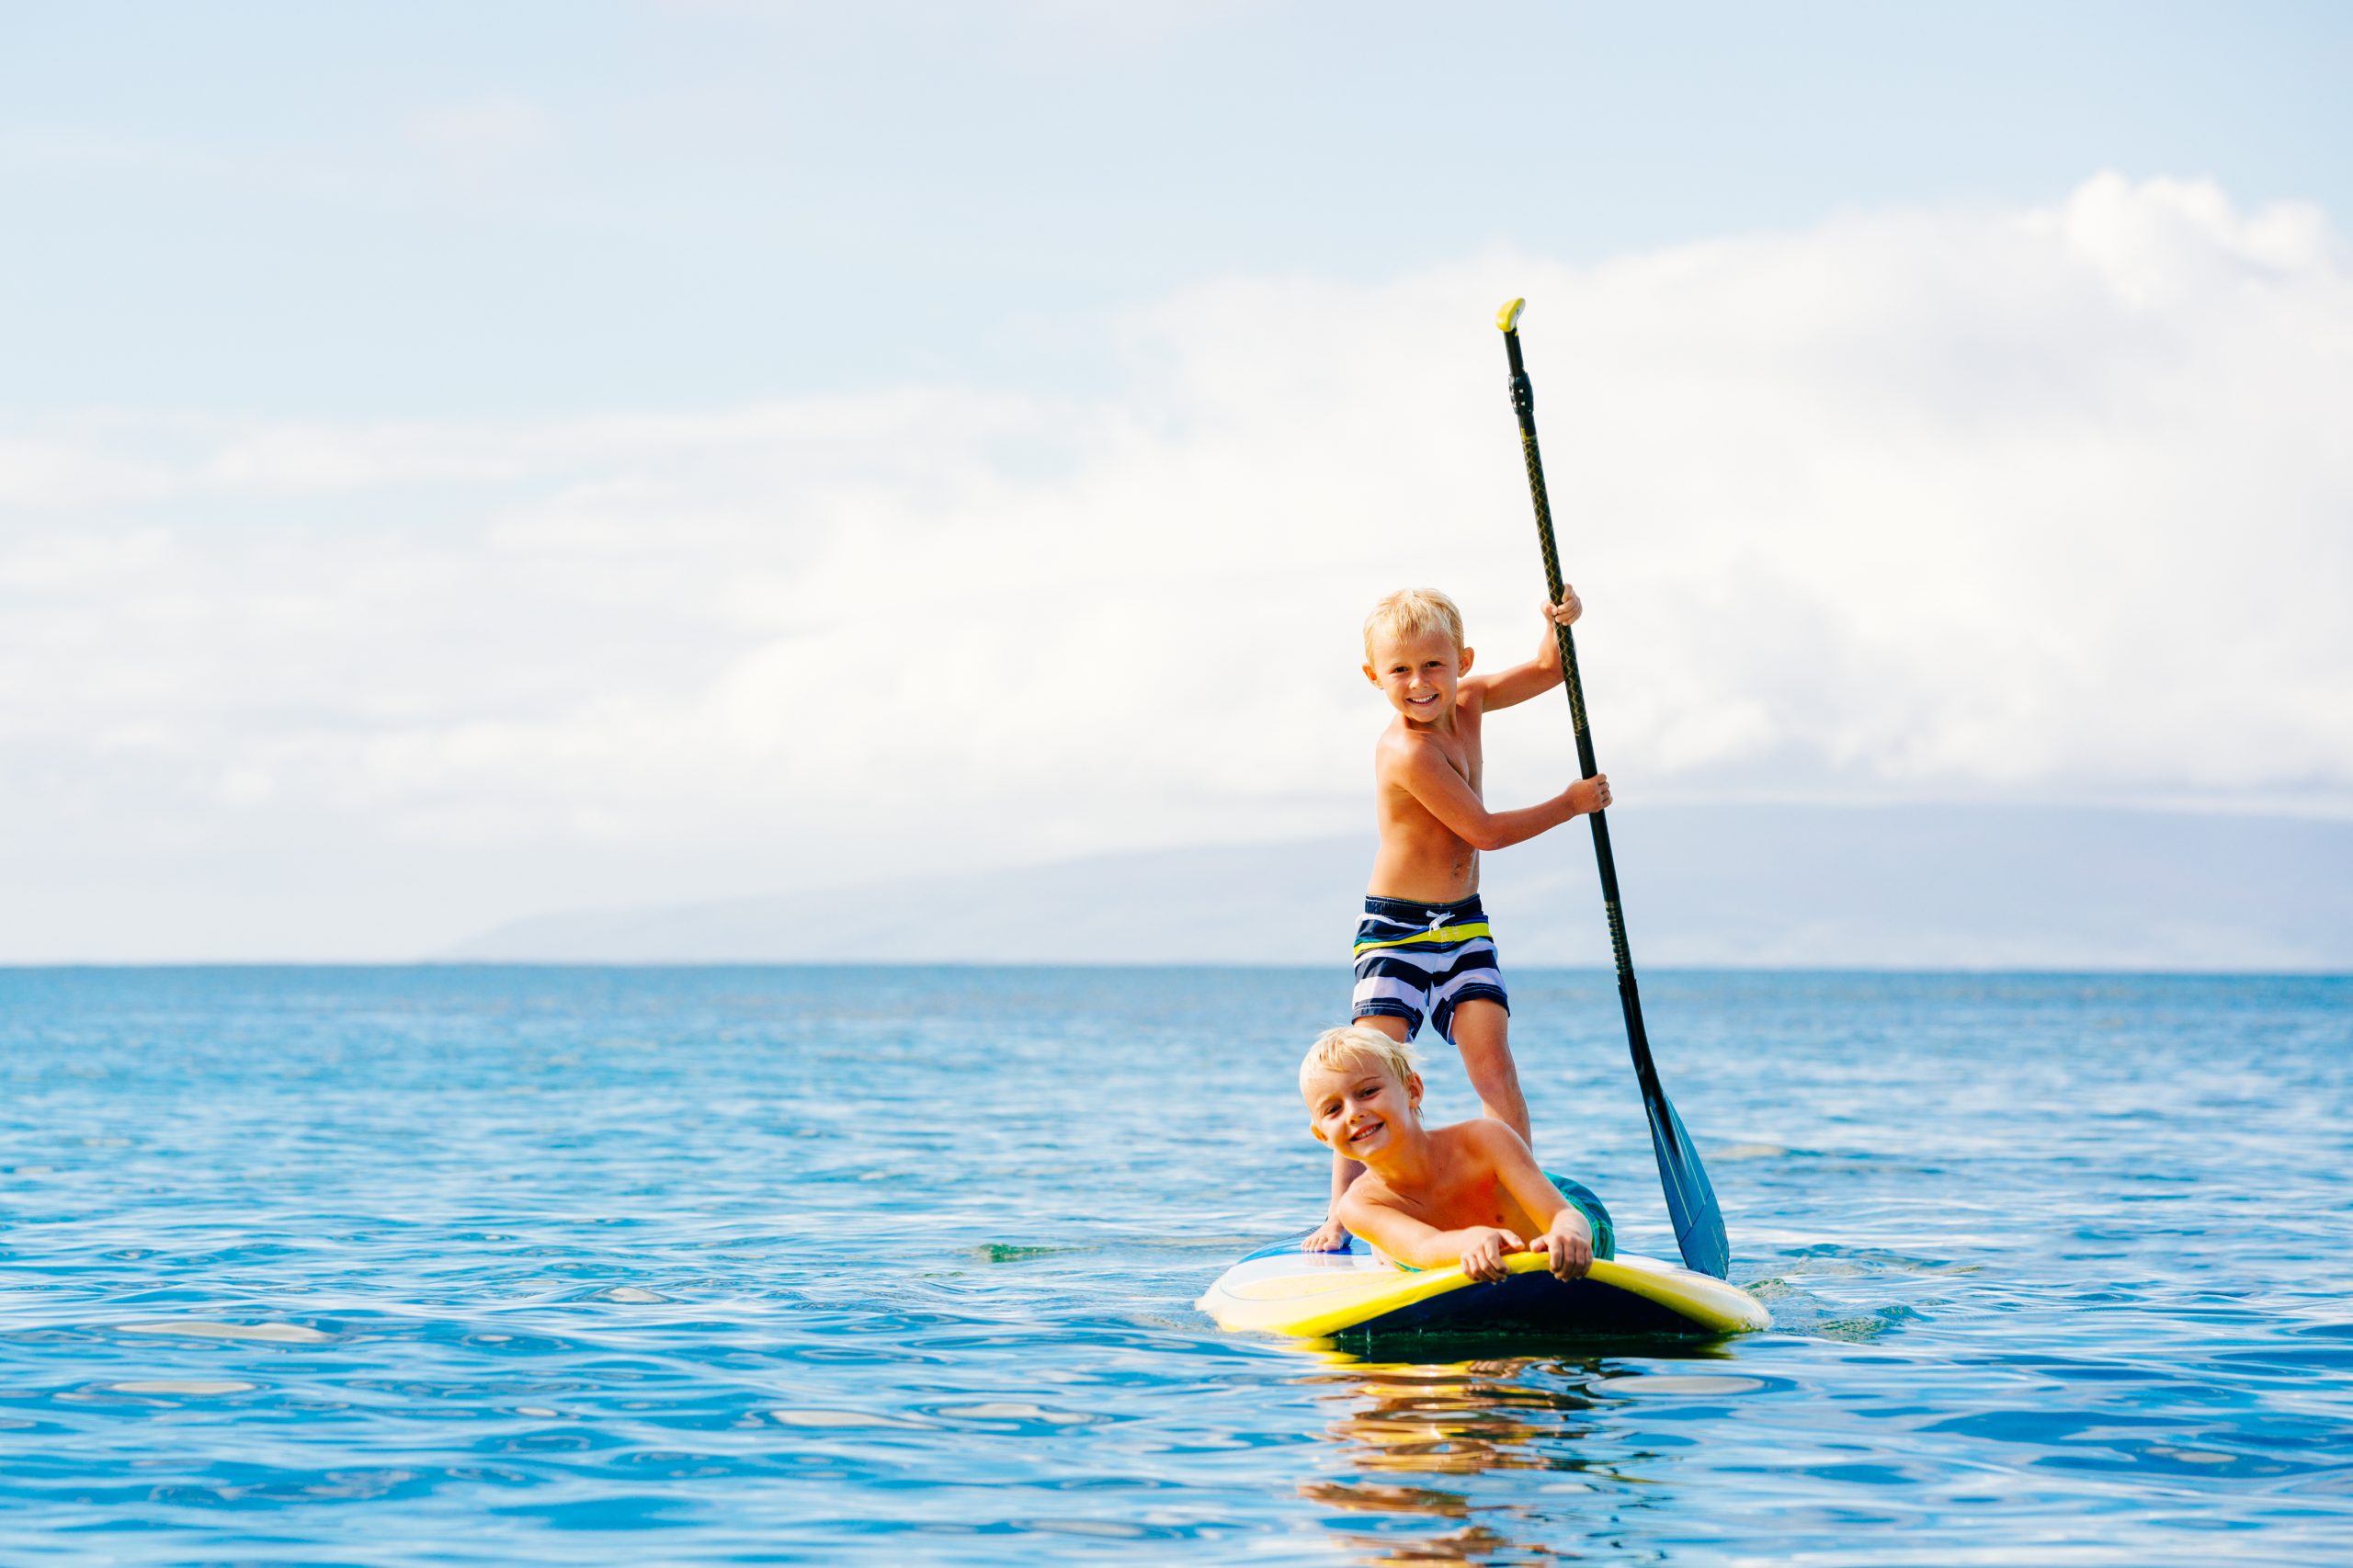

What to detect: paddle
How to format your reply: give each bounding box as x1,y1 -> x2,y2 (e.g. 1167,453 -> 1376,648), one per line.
1495,297 -> 1732,1280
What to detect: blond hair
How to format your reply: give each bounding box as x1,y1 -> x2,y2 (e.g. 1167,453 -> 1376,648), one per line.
1362,588 -> 1465,664
1300,1024 -> 1422,1101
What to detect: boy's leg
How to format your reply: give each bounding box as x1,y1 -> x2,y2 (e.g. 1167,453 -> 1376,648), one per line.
1449,998 -> 1531,1146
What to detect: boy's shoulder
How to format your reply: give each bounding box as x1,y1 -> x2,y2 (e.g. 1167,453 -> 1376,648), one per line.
1371,709 -> 1469,768
1430,1115 -> 1520,1165
1332,1168 -> 1406,1229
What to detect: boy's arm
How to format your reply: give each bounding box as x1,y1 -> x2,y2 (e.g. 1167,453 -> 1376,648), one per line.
1337,1189 -> 1525,1283
1388,741 -> 1608,852
1462,590 -> 1581,713
1303,1147 -> 1362,1252
1472,1121 -> 1595,1280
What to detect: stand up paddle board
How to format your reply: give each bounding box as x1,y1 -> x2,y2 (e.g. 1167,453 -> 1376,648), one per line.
1199,1230 -> 1769,1341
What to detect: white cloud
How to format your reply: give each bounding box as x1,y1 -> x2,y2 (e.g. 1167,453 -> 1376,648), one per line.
3,174 -> 2347,957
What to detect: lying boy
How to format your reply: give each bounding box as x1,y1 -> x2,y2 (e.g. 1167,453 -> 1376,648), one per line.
1307,586 -> 1609,1250
1301,1024 -> 1608,1279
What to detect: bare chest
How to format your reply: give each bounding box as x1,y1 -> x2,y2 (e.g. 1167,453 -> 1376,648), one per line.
1432,709 -> 1485,794
1399,1168 -> 1512,1233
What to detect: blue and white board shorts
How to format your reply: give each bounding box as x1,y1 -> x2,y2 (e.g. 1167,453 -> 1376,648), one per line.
1350,894 -> 1509,1045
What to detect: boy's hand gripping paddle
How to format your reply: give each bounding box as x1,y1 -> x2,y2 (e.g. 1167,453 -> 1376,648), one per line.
1495,297 -> 1732,1280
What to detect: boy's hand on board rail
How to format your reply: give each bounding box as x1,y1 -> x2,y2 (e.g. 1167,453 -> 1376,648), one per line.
1534,1217 -> 1594,1280
1565,773 -> 1611,815
1458,1226 -> 1521,1283
1303,1215 -> 1350,1253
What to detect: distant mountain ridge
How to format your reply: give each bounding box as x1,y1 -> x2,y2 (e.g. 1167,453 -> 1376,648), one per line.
439,804 -> 2353,971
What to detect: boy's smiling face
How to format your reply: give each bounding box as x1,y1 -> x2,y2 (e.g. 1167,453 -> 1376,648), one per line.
1365,626 -> 1473,727
1304,1052 -> 1424,1160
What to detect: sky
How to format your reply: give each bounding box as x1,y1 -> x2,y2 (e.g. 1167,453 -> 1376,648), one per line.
2,2 -> 2348,960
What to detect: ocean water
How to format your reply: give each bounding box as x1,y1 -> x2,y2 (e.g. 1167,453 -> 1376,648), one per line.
2,965 -> 2348,1565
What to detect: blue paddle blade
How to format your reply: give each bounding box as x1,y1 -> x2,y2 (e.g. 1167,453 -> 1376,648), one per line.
1645,1088 -> 1731,1279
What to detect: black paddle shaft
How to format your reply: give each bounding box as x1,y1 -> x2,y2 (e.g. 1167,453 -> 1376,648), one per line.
1500,325 -> 1664,1098
1499,309 -> 1729,1279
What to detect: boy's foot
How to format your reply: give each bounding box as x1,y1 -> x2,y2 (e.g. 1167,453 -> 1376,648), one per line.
1304,1215 -> 1350,1252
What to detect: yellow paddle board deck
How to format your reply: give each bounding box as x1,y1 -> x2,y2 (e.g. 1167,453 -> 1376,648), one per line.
1199,1232 -> 1770,1340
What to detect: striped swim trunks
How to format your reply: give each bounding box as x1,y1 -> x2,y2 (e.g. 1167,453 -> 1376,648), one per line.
1350,893 -> 1509,1045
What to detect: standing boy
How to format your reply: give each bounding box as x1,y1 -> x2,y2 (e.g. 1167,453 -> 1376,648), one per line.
1307,586 -> 1608,1251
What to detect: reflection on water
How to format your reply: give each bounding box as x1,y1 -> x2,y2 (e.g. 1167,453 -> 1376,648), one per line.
1310,1355 -> 1601,1473
1306,1359 -> 1584,1564
1300,1346 -> 1700,1562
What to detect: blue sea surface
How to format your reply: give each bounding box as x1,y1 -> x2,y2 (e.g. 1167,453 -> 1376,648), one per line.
2,966 -> 2348,1563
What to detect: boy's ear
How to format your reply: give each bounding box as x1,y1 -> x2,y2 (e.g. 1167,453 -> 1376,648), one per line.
1457,646 -> 1475,676
1405,1071 -> 1425,1109
1362,662 -> 1381,687
1309,1118 -> 1333,1147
